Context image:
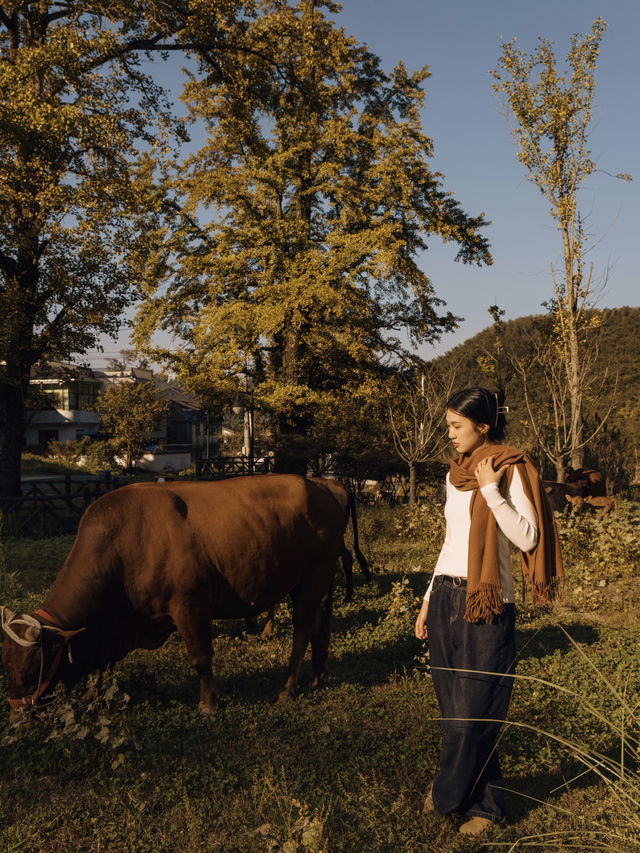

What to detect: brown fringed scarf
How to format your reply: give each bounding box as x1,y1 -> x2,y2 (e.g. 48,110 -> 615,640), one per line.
449,442 -> 563,623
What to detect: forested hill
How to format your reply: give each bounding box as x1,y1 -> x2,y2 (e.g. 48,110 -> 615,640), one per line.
434,306 -> 640,475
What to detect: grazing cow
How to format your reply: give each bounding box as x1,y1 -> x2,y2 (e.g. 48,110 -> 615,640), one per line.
543,481 -> 584,513
564,493 -> 617,520
565,494 -> 586,514
2,475 -> 368,715
584,495 -> 618,520
564,467 -> 607,497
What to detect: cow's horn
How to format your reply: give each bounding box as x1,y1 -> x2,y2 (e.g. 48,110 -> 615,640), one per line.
0,606 -> 17,633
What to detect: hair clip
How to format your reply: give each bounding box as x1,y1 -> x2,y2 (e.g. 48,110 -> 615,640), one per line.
493,391 -> 509,427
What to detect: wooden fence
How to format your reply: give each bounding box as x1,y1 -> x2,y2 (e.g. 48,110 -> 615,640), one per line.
0,475 -> 123,540
195,455 -> 275,479
1,457 -> 276,539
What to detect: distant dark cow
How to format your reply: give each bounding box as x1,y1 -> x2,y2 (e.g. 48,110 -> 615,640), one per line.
1,475 -> 368,715
564,467 -> 607,497
564,493 -> 617,520
543,481 -> 584,513
584,495 -> 617,520
565,494 -> 586,514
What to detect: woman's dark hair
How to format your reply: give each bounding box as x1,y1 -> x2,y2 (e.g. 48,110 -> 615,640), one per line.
446,387 -> 507,441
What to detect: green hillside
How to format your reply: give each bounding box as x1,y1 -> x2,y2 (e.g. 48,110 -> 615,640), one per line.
434,306 -> 640,484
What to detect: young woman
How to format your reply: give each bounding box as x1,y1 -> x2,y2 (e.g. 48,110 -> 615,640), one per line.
414,387 -> 563,837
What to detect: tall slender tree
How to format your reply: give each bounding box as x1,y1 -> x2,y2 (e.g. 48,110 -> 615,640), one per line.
134,0 -> 492,468
492,19 -> 630,476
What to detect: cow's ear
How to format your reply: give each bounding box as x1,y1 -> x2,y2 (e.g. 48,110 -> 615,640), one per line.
1,606 -> 17,625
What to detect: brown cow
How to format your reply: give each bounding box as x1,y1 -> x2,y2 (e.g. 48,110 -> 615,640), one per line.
584,495 -> 618,520
543,481 -> 584,513
565,494 -> 586,514
564,493 -> 617,520
564,467 -> 607,497
1,475 -> 368,715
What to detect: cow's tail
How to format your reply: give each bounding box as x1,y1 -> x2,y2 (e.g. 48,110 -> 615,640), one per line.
341,545 -> 354,602
348,491 -> 370,580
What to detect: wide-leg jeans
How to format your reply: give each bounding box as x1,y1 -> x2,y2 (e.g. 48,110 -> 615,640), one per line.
426,575 -> 515,823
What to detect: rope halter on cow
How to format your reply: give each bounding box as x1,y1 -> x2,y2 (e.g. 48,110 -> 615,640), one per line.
1,606 -> 78,711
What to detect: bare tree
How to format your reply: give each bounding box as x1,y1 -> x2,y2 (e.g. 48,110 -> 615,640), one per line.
512,327 -> 615,480
492,19 -> 630,471
387,364 -> 458,505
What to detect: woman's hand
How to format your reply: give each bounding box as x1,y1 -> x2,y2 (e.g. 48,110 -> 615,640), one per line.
475,455 -> 508,489
415,599 -> 429,640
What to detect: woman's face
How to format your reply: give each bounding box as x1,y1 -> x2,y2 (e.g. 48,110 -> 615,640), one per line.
446,408 -> 488,455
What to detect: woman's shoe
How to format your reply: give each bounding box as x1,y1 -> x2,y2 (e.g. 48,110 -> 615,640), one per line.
459,816 -> 494,836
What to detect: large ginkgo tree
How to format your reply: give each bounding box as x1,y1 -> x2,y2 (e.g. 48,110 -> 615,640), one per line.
134,0 -> 492,469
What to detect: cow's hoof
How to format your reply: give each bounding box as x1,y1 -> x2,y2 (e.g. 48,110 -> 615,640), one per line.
276,689 -> 294,704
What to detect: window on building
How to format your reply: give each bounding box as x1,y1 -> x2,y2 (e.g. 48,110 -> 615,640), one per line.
69,382 -> 99,410
42,386 -> 69,409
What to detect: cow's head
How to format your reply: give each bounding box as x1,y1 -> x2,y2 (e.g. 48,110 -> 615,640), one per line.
1,607 -> 83,716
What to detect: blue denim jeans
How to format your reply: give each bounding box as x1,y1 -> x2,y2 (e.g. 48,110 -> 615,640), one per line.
426,575 -> 515,823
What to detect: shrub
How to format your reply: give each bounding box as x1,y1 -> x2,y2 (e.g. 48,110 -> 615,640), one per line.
393,494 -> 445,544
556,499 -> 640,584
46,437 -> 91,464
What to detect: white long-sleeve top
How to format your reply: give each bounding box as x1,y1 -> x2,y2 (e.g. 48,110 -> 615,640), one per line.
424,467 -> 539,603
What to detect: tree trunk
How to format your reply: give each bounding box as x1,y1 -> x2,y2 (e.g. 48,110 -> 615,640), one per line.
554,458 -> 566,483
566,315 -> 584,468
561,224 -> 585,469
0,379 -> 26,499
408,461 -> 417,506
272,422 -> 310,475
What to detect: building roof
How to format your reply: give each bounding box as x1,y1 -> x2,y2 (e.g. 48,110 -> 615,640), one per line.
30,361 -> 204,415
152,380 -> 202,412
30,361 -> 99,382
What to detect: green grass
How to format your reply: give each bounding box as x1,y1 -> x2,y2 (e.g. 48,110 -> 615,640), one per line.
1,501 -> 639,851
20,452 -> 94,477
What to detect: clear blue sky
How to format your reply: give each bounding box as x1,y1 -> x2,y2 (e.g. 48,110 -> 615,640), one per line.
88,0 -> 639,365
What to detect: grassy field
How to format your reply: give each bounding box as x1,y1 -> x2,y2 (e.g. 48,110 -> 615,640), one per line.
20,453 -> 103,478
1,498 -> 640,852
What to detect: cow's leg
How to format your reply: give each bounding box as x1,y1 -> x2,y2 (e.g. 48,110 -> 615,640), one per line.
246,608 -> 275,637
261,608 -> 275,639
245,614 -> 260,633
171,602 -> 218,713
277,618 -> 312,702
310,585 -> 334,688
277,565 -> 336,703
